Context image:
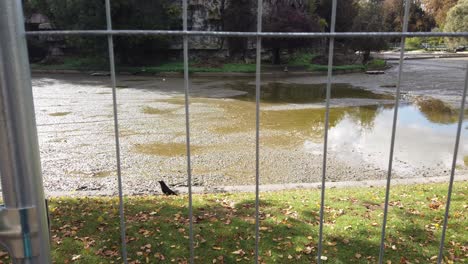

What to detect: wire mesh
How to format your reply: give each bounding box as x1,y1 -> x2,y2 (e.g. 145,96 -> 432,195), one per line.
378,1 -> 411,263
317,0 -> 337,263
19,0 -> 468,262
254,0 -> 263,263
104,0 -> 128,263
437,66 -> 468,264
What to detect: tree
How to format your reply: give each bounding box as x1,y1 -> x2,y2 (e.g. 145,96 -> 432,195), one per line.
24,0 -> 181,65
350,0 -> 388,63
444,0 -> 468,48
223,0 -> 255,60
422,0 -> 458,27
263,2 -> 321,64
383,0 -> 435,32
315,0 -> 359,32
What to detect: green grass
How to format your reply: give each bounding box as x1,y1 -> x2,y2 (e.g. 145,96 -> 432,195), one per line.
131,62 -> 257,73
31,54 -> 368,74
366,59 -> 387,70
288,52 -> 318,67
308,64 -> 365,72
288,52 -> 366,72
1,182 -> 465,263
31,59 -> 257,73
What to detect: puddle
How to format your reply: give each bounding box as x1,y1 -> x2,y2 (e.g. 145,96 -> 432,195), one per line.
139,80 -> 467,173
49,111 -> 72,117
141,106 -> 176,115
67,170 -> 113,178
227,82 -> 393,103
303,104 -> 468,172
415,97 -> 457,124
194,88 -> 467,172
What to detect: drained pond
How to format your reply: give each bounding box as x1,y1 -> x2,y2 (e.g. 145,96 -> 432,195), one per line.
31,72 -> 468,194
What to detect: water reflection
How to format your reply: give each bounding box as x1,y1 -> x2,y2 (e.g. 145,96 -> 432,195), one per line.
230,82 -> 392,103
304,104 -> 468,173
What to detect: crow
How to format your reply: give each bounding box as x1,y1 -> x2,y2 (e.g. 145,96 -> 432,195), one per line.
159,181 -> 177,195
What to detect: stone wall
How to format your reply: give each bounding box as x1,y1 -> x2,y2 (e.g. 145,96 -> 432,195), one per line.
175,0 -> 310,50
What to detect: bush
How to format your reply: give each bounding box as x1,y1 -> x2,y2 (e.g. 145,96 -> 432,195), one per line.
25,0 -> 181,65
405,37 -> 423,50
288,52 -> 317,66
444,0 -> 468,48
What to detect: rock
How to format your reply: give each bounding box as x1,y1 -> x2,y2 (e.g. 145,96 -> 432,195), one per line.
366,70 -> 385,75
90,72 -> 110,76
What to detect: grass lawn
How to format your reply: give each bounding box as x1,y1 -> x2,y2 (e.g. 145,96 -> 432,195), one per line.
0,182 -> 465,263
30,55 -> 369,74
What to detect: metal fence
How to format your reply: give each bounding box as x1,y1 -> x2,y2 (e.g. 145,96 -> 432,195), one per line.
0,0 -> 467,263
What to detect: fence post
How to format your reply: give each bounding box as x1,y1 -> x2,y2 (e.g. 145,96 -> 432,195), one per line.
0,0 -> 51,263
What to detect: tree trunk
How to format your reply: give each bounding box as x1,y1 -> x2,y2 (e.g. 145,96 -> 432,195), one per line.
362,50 -> 371,64
272,48 -> 281,64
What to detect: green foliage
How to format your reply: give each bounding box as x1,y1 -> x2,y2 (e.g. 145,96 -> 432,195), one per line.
9,182 -> 464,263
351,1 -> 388,62
422,0 -> 458,28
405,37 -> 423,50
383,0 -> 435,33
444,0 -> 468,48
119,62 -> 257,74
287,52 -> 365,72
315,0 -> 358,32
288,52 -> 317,67
25,0 -> 181,64
366,59 -> 387,69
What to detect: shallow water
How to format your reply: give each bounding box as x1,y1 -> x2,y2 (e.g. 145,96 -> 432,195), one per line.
32,74 -> 468,190
303,104 -> 468,173
228,82 -> 392,103
154,82 -> 468,174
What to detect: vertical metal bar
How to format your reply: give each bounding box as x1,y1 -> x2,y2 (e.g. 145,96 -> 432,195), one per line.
0,0 -> 51,263
317,0 -> 337,262
437,65 -> 468,263
254,0 -> 263,263
378,0 -> 410,263
182,0 -> 194,263
104,0 -> 128,263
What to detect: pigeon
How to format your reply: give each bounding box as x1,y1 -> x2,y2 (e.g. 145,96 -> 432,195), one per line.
159,180 -> 177,195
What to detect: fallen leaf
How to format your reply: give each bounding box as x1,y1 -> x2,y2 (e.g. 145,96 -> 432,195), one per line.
231,249 -> 245,256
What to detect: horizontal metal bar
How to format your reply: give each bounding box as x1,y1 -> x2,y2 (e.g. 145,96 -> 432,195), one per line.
25,30 -> 468,38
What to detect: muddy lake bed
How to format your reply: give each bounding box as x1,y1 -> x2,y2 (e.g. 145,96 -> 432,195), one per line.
30,58 -> 468,194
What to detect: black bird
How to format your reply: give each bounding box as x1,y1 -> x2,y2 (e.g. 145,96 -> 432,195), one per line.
159,181 -> 177,195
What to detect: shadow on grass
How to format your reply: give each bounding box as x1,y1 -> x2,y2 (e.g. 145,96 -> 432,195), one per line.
0,183 -> 465,263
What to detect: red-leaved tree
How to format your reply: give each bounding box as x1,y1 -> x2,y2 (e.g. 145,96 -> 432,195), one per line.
263,3 -> 321,64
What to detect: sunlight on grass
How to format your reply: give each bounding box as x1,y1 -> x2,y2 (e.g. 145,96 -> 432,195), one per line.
0,182 -> 463,263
